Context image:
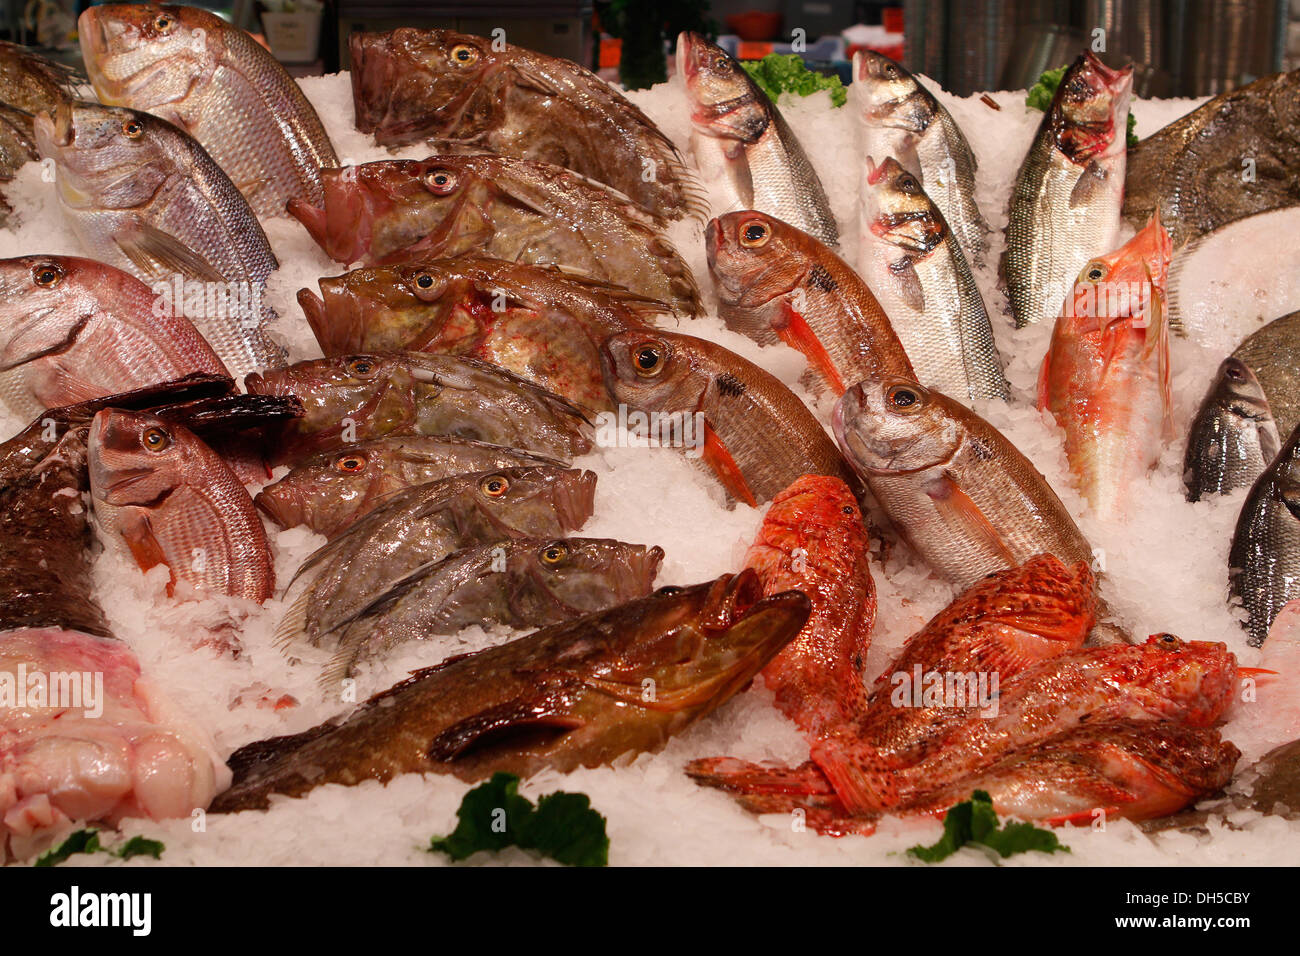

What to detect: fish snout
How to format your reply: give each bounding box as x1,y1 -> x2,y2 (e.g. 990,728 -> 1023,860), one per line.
254,484 -> 303,531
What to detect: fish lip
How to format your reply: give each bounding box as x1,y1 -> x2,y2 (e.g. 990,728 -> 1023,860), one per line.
704,218 -> 722,270
676,32 -> 701,81
34,101 -> 73,149
254,486 -> 300,530
1084,50 -> 1134,88
865,157 -> 886,186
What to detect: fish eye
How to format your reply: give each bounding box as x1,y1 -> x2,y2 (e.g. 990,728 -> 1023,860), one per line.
714,56 -> 729,70
480,474 -> 510,497
884,64 -> 898,79
887,384 -> 922,410
540,542 -> 569,564
413,272 -> 435,290
1225,363 -> 1245,381
1084,262 -> 1106,282
899,174 -> 920,193
632,344 -> 664,377
424,169 -> 458,195
841,504 -> 856,515
451,44 -> 479,65
333,454 -> 366,473
1153,633 -> 1183,649
153,13 -> 174,32
346,357 -> 376,377
122,119 -> 144,139
32,262 -> 63,287
142,426 -> 171,452
656,585 -> 684,596
739,220 -> 769,247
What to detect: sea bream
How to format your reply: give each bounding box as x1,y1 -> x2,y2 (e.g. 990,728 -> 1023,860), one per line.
1232,311 -> 1300,441
210,571 -> 810,812
677,32 -> 838,247
349,28 -> 701,221
857,157 -> 1008,403
32,100 -> 285,376
0,254 -> 227,420
1003,52 -> 1133,328
706,210 -> 914,396
852,50 -> 989,264
79,3 -> 339,217
1184,358 -> 1280,502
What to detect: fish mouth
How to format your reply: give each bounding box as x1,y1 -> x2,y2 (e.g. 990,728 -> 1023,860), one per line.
704,218 -> 723,269
296,288 -> 330,350
676,32 -> 702,81
34,101 -> 73,150
1084,50 -> 1134,90
865,157 -> 887,186
254,485 -> 302,531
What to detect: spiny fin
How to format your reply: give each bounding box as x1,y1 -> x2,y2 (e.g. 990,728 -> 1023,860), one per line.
115,222 -> 227,283
1068,160 -> 1108,208
702,422 -> 757,507
924,473 -> 1017,566
272,584 -> 313,650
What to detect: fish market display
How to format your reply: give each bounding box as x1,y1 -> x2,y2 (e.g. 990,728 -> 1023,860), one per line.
706,210 -> 914,396
1124,70 -> 1300,250
834,378 -> 1093,588
79,3 -> 339,217
1184,358 -> 1280,501
298,258 -> 669,410
245,352 -> 593,465
852,50 -> 988,263
88,408 -> 274,602
349,28 -> 699,221
33,100 -> 284,375
856,158 -> 1007,403
1232,311 -> 1300,441
210,571 -> 809,812
1038,215 -> 1173,519
1003,52 -> 1133,328
287,155 -> 703,316
255,435 -> 563,539
0,41 -> 77,208
0,254 -> 227,419
600,328 -> 859,506
677,32 -> 838,246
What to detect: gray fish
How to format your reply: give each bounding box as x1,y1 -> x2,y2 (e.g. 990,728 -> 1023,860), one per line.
1184,358 -> 1280,502
677,32 -> 838,247
1229,422 -> 1300,646
1232,311 -> 1300,441
32,100 -> 284,376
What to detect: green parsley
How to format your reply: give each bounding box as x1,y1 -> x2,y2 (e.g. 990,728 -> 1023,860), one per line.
907,790 -> 1069,863
34,829 -> 165,867
741,53 -> 846,108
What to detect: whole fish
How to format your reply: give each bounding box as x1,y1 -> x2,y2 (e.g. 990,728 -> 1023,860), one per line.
349,28 -> 700,221
324,537 -> 665,680
852,50 -> 989,263
599,328 -> 860,506
79,3 -> 338,217
1038,214 -> 1173,519
1003,52 -> 1133,328
33,100 -> 284,375
298,258 -> 668,409
287,155 -> 702,316
1232,311 -> 1300,441
857,158 -> 1008,403
706,210 -> 914,396
210,571 -> 810,811
1124,71 -> 1300,249
255,435 -> 563,539
1184,358 -> 1280,502
834,377 -> 1094,589
0,254 -> 228,419
1229,422 -> 1300,646
244,352 -> 593,465
282,466 -> 597,651
676,32 -> 838,246
88,408 -> 274,602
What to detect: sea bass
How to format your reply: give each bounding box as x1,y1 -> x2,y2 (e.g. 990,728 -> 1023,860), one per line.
857,158 -> 1007,403
1039,214 -> 1173,519
88,408 -> 274,602
1003,52 -> 1133,328
349,28 -> 700,221
834,377 -> 1094,589
210,571 -> 809,811
32,100 -> 284,375
677,32 -> 838,246
0,254 -> 227,419
1184,358 -> 1280,501
600,328 -> 860,507
706,210 -> 914,396
255,435 -> 563,539
79,3 -> 338,217
852,50 -> 989,263
298,258 -> 668,410
287,155 -> 702,316
244,352 -> 593,465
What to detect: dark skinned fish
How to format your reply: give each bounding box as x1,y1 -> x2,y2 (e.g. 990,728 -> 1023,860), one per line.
210,571 -> 810,811
1232,311 -> 1300,441
1184,358 -> 1280,501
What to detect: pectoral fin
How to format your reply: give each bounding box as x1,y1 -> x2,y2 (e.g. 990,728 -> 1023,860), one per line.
776,300 -> 847,395
427,697 -> 585,763
1069,160 -> 1108,208
116,222 -> 227,283
888,256 -> 926,312
117,508 -> 177,596
924,473 -> 1017,566
702,422 -> 758,507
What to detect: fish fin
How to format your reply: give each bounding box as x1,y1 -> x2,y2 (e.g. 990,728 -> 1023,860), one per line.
684,757 -> 835,796
1068,161 -> 1108,208
924,473 -> 1017,566
1036,342 -> 1053,411
888,257 -> 926,312
272,584 -> 313,650
426,696 -> 585,763
809,741 -> 894,814
702,422 -> 758,507
776,300 -> 847,395
116,508 -> 176,595
115,222 -> 227,283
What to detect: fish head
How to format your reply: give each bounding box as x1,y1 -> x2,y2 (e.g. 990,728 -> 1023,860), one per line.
517,538 -> 665,614
87,407 -> 197,506
1212,358 -> 1274,427
765,474 -> 865,543
1053,52 -> 1133,163
1064,214 -> 1171,335
254,445 -> 384,531
0,256 -> 104,355
246,353 -> 406,426
706,211 -> 815,309
78,4 -> 221,110
676,32 -> 767,143
851,50 -> 930,131
468,466 -> 597,537
861,157 -> 944,255
33,101 -> 169,209
599,329 -> 711,420
833,378 -> 965,476
1123,634 -> 1238,724
301,264 -> 453,355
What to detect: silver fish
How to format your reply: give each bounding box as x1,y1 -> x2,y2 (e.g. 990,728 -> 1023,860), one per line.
1232,311 -> 1300,441
1184,358 -> 1280,502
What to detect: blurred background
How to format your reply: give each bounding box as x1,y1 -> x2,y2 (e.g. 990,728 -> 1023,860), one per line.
0,0 -> 1294,95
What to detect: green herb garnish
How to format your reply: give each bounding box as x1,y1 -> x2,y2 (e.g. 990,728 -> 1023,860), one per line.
429,772 -> 609,866
741,53 -> 846,108
907,790 -> 1069,863
1025,64 -> 1138,147
35,829 -> 165,867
